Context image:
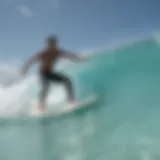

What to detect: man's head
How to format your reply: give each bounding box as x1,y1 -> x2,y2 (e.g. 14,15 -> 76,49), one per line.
46,35 -> 58,48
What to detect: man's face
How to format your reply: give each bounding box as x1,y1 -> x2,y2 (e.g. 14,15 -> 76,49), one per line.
47,38 -> 57,48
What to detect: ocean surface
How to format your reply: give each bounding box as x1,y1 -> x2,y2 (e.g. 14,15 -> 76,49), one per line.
0,36 -> 160,160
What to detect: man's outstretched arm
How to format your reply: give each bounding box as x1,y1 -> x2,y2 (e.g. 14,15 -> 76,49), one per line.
21,52 -> 42,75
60,49 -> 87,61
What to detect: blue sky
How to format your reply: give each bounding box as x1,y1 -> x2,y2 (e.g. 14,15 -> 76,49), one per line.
0,0 -> 160,61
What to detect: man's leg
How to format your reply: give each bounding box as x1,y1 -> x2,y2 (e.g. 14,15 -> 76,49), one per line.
50,73 -> 75,102
63,76 -> 75,102
38,79 -> 50,112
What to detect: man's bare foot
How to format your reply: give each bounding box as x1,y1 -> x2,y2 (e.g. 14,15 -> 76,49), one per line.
39,108 -> 45,114
68,101 -> 77,108
38,104 -> 45,114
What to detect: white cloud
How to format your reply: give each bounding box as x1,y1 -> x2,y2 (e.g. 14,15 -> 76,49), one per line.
18,5 -> 33,18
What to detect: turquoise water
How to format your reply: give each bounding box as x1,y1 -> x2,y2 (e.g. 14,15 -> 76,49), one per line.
1,37 -> 160,160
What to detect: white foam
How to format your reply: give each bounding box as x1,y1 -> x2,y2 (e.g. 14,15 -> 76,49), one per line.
0,62 -> 69,116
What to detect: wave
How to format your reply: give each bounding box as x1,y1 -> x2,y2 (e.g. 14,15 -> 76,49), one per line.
1,35 -> 160,159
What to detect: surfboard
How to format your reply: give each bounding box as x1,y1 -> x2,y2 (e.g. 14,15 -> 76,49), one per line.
30,94 -> 98,117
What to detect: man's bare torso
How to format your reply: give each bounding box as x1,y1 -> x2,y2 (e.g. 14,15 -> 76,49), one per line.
39,48 -> 61,72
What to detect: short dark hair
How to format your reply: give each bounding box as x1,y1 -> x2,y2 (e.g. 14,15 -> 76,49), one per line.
47,35 -> 57,42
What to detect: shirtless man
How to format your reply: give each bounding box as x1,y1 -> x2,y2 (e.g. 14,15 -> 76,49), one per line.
21,35 -> 85,113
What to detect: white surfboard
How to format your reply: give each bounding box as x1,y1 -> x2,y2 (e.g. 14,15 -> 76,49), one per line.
30,94 -> 98,117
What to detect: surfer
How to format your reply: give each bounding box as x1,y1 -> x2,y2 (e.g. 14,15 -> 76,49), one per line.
21,35 -> 86,113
